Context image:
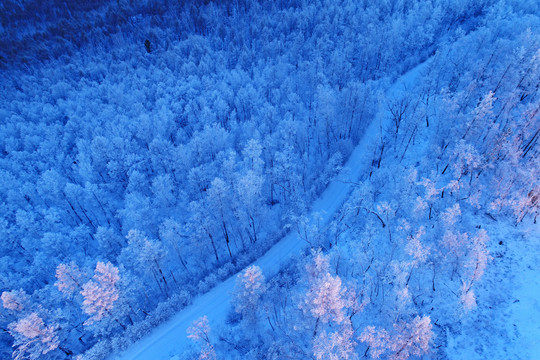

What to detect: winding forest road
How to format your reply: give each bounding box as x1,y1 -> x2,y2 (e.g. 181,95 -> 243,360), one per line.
110,60 -> 429,360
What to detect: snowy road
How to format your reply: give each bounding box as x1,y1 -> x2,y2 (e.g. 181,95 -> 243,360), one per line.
110,61 -> 429,360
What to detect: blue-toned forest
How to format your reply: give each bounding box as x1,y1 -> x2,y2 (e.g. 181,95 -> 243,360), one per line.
0,1 -> 538,359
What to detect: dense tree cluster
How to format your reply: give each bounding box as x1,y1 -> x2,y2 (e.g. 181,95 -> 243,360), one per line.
0,0 -> 538,358
187,2 -> 538,359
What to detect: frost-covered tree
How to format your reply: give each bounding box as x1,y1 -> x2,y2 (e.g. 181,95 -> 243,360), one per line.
8,313 -> 59,360
1,290 -> 28,312
360,316 -> 433,360
55,261 -> 83,296
232,265 -> 266,325
312,322 -> 357,360
235,170 -> 266,244
300,251 -> 351,327
159,218 -> 190,272
295,249 -> 361,360
187,316 -> 216,360
206,177 -> 236,256
460,229 -> 490,311
188,199 -> 222,263
302,271 -> 348,326
81,262 -> 120,326
119,230 -> 170,297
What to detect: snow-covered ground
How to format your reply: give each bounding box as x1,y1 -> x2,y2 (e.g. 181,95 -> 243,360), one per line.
446,219 -> 540,359
109,61 -> 431,360
506,224 -> 540,359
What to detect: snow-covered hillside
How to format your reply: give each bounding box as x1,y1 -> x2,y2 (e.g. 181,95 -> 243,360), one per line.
111,56 -> 431,360
0,1 -> 538,359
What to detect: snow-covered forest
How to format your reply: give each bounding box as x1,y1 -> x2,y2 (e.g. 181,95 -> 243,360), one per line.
0,0 -> 538,359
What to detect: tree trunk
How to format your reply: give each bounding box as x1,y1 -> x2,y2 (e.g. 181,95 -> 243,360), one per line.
208,232 -> 219,262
